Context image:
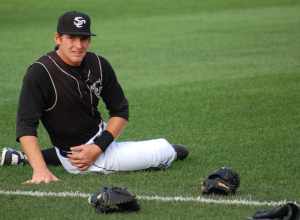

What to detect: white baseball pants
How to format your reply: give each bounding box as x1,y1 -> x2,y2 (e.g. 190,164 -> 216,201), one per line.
55,124 -> 176,174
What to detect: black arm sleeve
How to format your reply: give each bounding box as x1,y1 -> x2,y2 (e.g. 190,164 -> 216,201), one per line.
100,57 -> 129,120
16,63 -> 53,141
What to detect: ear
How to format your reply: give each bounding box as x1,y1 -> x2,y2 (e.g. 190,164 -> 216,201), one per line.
54,33 -> 62,46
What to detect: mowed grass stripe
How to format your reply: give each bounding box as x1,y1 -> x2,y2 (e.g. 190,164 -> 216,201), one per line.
0,190 -> 297,207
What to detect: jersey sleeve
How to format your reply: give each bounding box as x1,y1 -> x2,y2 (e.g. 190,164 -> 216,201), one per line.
99,56 -> 129,121
16,63 -> 53,141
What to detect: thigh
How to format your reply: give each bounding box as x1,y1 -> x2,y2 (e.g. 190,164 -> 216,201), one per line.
95,138 -> 176,171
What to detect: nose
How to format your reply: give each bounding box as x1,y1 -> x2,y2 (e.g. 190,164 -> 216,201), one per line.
73,38 -> 84,49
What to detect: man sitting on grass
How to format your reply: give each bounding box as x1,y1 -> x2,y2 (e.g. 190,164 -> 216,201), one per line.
0,11 -> 188,184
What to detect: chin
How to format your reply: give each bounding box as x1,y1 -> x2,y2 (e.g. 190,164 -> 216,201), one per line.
71,56 -> 85,65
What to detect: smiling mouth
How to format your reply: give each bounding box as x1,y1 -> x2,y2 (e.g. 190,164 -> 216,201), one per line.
72,51 -> 85,56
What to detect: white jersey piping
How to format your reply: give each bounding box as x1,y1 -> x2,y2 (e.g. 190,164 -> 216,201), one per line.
85,69 -> 91,83
35,62 -> 58,112
47,55 -> 83,98
94,53 -> 103,82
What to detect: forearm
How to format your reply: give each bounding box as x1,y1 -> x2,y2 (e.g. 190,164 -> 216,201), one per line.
105,116 -> 128,139
92,116 -> 127,153
19,136 -> 48,172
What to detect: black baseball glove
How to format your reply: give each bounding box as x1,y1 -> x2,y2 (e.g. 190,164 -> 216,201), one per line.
201,166 -> 240,195
88,186 -> 140,213
248,203 -> 300,220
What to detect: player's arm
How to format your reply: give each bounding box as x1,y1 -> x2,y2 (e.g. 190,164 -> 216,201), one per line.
68,56 -> 129,170
20,136 -> 59,184
97,55 -> 129,143
17,63 -> 58,183
105,116 -> 128,139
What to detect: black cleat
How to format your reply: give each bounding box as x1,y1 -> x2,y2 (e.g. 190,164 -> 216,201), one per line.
172,144 -> 189,160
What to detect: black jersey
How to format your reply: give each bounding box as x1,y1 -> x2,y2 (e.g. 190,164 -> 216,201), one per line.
16,51 -> 128,150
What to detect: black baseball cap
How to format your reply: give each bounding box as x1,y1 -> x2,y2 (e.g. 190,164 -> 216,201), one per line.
57,11 -> 96,36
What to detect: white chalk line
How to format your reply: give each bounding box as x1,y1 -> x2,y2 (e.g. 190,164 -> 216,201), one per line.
0,189 -> 297,207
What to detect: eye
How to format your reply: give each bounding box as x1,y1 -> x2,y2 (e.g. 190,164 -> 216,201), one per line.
64,35 -> 75,40
80,36 -> 90,42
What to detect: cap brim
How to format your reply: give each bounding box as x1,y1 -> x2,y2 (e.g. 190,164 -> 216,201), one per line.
59,31 -> 96,36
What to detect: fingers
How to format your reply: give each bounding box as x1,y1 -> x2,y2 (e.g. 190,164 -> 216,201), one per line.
68,146 -> 85,160
68,144 -> 99,170
68,152 -> 85,164
67,150 -> 91,168
70,163 -> 89,171
70,145 -> 84,152
22,169 -> 60,185
67,152 -> 80,160
69,159 -> 84,167
69,157 -> 91,170
78,164 -> 89,171
22,177 -> 59,185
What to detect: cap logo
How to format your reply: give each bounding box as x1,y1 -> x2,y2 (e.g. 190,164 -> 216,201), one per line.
73,16 -> 86,28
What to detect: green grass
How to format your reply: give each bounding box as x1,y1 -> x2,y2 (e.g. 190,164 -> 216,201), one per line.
0,0 -> 300,219
0,195 -> 260,220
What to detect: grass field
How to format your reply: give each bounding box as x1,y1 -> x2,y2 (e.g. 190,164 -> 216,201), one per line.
0,0 -> 300,219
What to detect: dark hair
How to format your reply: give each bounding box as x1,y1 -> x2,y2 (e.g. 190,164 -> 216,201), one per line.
54,33 -> 62,50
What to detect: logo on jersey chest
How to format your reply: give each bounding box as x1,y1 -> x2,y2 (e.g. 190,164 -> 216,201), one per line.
90,79 -> 102,98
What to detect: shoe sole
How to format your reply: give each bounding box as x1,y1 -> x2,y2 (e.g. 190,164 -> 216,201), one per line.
0,147 -> 8,166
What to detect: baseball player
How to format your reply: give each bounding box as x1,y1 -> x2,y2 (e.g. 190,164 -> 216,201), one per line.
0,11 -> 188,184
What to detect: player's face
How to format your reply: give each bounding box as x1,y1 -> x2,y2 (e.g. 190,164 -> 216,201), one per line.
55,33 -> 91,66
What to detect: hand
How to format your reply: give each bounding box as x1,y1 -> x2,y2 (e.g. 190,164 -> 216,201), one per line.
23,168 -> 59,184
68,144 -> 103,171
